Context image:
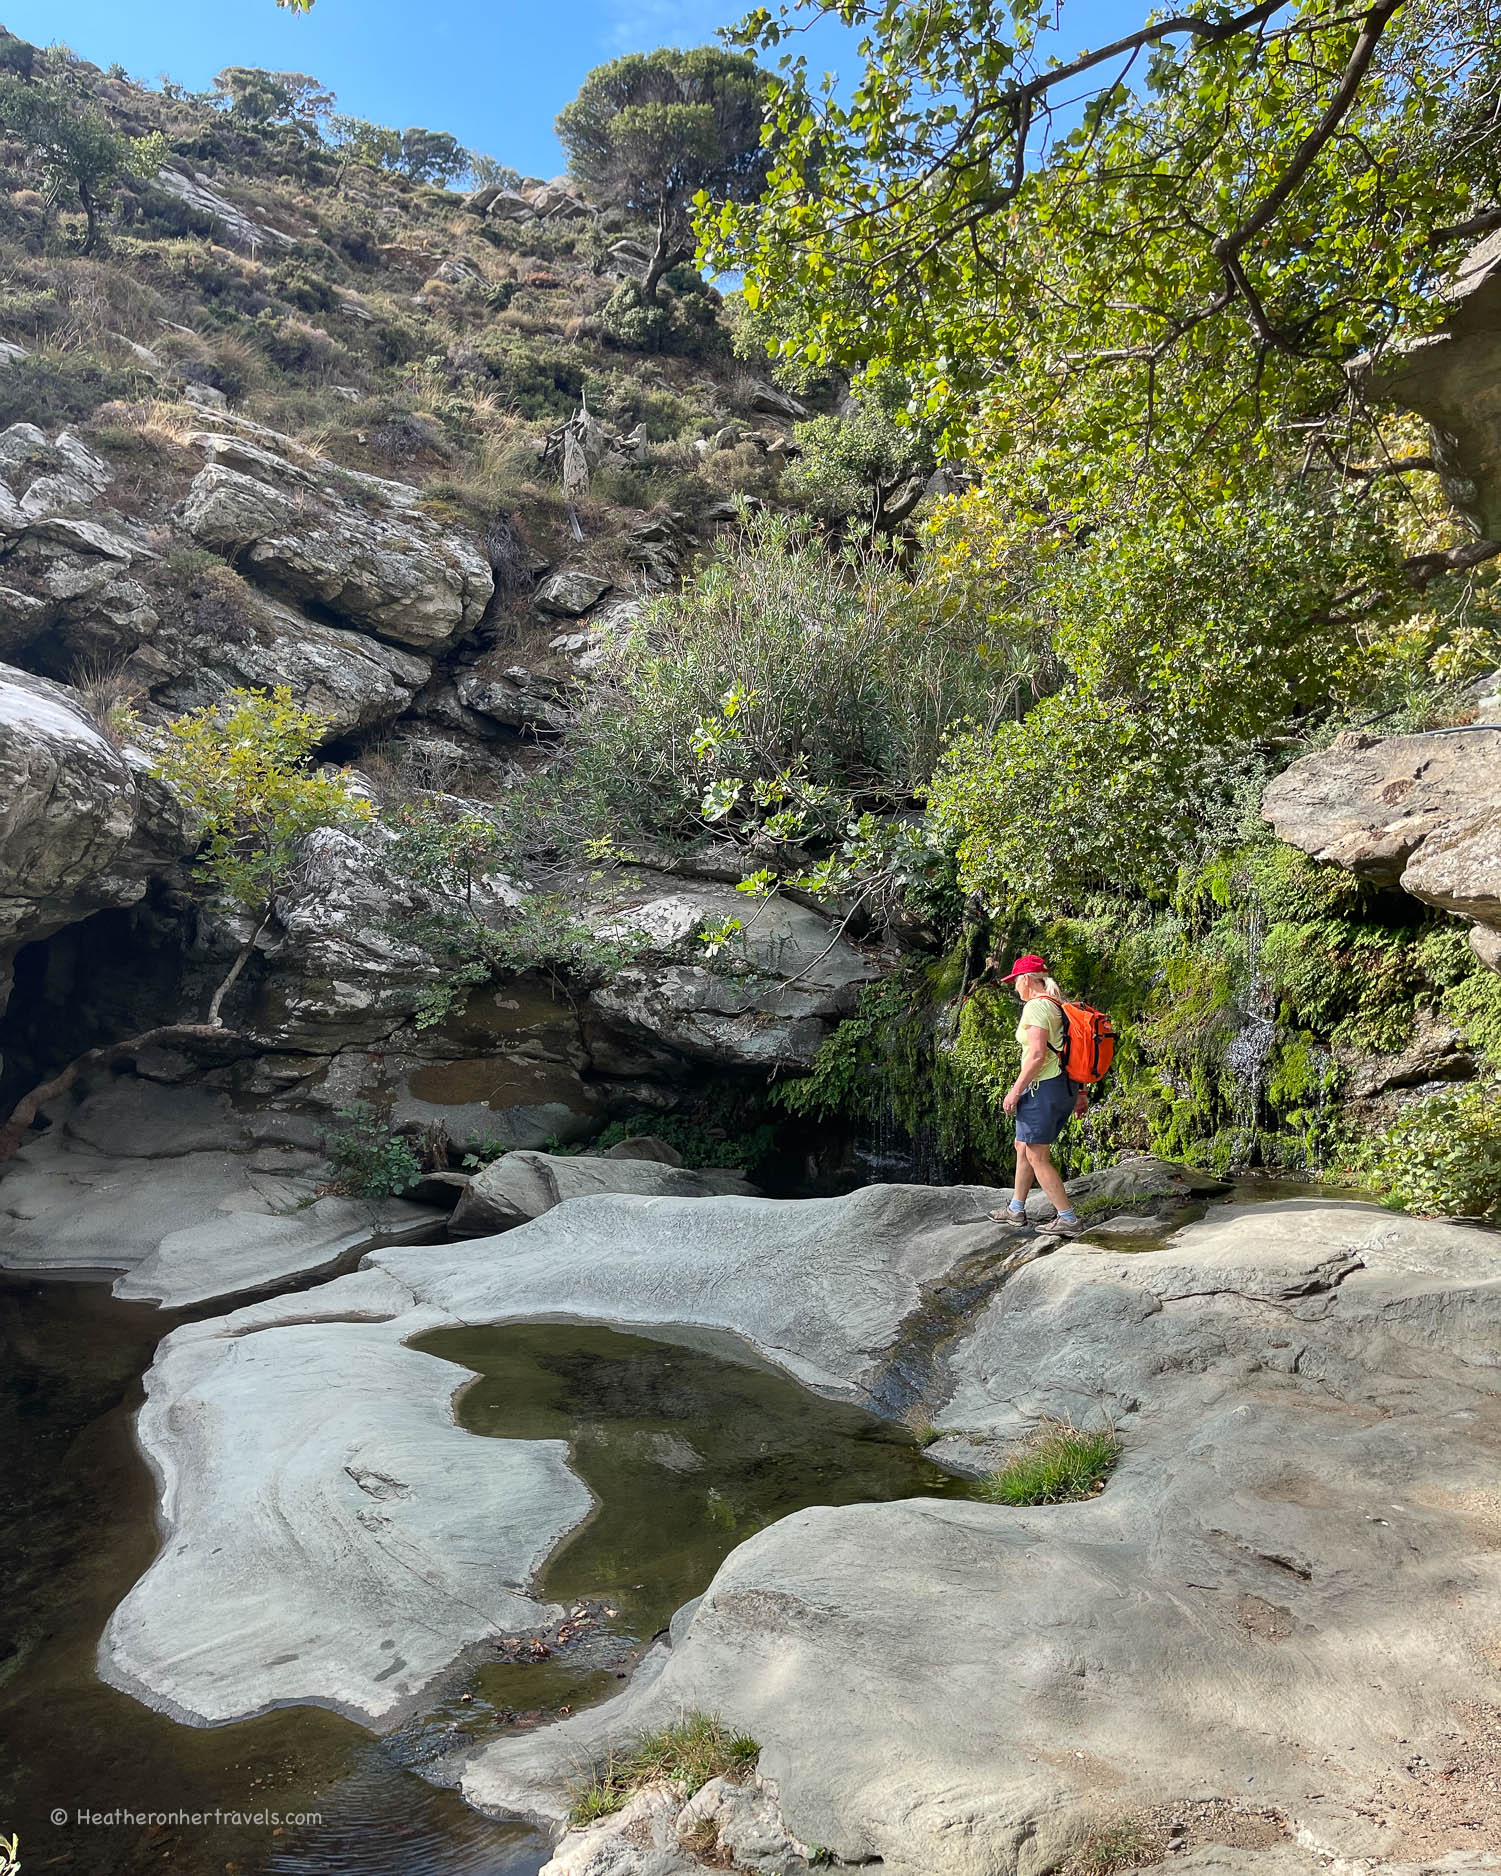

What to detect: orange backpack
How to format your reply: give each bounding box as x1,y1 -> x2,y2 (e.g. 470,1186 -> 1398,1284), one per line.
1042,996 -> 1117,1086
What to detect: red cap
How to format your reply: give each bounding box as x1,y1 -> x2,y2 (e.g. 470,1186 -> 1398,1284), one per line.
1000,953 -> 1047,983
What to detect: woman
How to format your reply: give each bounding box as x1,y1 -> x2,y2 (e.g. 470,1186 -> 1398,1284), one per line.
988,953 -> 1089,1234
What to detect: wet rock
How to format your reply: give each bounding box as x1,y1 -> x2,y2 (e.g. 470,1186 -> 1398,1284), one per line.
1339,1010 -> 1477,1100
1021,1153 -> 1231,1223
0,1077 -> 441,1307
448,1149 -> 759,1236
535,569 -> 613,617
180,458 -> 493,648
465,1199 -> 1501,1876
101,1180 -> 1008,1727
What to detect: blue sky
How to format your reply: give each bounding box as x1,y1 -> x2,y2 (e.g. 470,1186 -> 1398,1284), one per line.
8,0 -> 1141,181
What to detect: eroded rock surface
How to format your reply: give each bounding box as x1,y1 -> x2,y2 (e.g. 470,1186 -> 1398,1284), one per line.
0,1077 -> 440,1307
449,1148 -> 759,1235
462,1198 -> 1501,1876
100,1182 -> 1010,1725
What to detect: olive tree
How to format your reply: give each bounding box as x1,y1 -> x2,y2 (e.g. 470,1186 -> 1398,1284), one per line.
558,47 -> 770,300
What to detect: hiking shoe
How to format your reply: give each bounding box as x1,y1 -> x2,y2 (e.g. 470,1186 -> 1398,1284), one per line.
989,1207 -> 1031,1230
1041,1213 -> 1083,1238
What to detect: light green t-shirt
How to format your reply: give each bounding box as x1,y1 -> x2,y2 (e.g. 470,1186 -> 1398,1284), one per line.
1016,996 -> 1064,1086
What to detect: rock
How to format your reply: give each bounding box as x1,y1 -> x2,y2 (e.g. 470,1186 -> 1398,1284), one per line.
0,339 -> 28,364
1263,727 -> 1501,943
584,877 -> 882,1071
150,164 -> 296,252
242,822 -> 523,1054
1021,1153 -> 1231,1222
747,385 -> 809,422
464,183 -> 506,215
1472,921 -> 1501,971
151,591 -> 431,735
1339,1010 -> 1477,1100
674,1775 -> 811,1876
99,1180 -> 1009,1727
542,1786 -> 694,1876
0,1078 -> 442,1308
0,664 -> 192,1013
605,1134 -> 683,1166
448,1149 -> 759,1236
180,461 -> 493,648
535,569 -> 613,617
456,666 -> 574,733
487,190 -> 539,223
464,1198 -> 1501,1876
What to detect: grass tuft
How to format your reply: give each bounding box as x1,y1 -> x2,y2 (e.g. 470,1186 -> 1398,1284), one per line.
976,1419 -> 1122,1506
1062,1817 -> 1163,1874
567,1713 -> 759,1828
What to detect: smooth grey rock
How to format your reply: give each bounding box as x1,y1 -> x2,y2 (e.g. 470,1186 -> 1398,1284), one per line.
461,1198 -> 1501,1876
101,1297 -> 589,1726
180,461 -> 492,648
448,1149 -> 759,1235
456,666 -> 574,732
0,1102 -> 442,1307
0,664 -> 193,1010
100,1181 -> 1009,1727
748,384 -> 809,421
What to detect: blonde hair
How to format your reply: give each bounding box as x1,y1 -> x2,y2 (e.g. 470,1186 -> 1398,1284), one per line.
1022,972 -> 1064,1000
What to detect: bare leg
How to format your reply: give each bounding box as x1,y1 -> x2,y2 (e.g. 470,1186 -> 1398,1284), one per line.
991,1142 -> 1037,1221
1025,1143 -> 1073,1218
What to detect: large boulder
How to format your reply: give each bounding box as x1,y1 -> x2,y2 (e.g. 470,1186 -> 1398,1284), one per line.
0,663 -> 191,1013
448,1148 -> 759,1235
1262,726 -> 1501,964
100,1181 -> 1010,1727
180,451 -> 492,648
465,1198 -> 1501,1876
584,874 -> 883,1071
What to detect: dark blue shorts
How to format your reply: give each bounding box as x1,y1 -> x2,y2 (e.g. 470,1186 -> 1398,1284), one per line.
1015,1073 -> 1075,1146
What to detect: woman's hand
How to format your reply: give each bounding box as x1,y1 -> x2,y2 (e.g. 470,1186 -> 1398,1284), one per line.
1073,1091 -> 1090,1119
1002,1086 -> 1021,1116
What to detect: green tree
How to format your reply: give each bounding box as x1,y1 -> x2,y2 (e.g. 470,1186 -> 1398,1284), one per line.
0,688 -> 371,1159
468,151 -> 521,190
0,75 -> 158,252
558,47 -> 770,300
784,397 -> 936,534
328,113 -> 400,169
394,126 -> 467,185
716,0 -> 1501,477
213,66 -> 334,129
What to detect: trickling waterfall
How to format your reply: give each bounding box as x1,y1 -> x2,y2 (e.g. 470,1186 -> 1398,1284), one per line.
1225,890 -> 1275,1168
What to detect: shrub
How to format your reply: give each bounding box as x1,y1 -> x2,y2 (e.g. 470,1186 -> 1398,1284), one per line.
977,1421 -> 1122,1506
1063,1817 -> 1164,1875
1358,1083 -> 1501,1220
323,1103 -> 423,1206
568,1715 -> 759,1827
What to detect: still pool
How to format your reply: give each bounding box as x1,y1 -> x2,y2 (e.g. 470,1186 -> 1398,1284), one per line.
1,1288 -> 967,1876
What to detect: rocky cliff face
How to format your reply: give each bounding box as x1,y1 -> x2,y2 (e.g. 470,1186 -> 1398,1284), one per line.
0,43 -> 839,1152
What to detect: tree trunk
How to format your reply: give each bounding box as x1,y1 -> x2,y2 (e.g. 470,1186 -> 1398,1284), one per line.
79,181 -> 99,255
642,202 -> 690,303
0,916 -> 266,1163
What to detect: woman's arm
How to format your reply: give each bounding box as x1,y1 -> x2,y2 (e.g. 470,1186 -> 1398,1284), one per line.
1003,1029 -> 1050,1113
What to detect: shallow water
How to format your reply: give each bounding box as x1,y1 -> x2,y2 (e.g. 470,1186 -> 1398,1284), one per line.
405,1322 -> 975,1743
0,1291 -> 964,1875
